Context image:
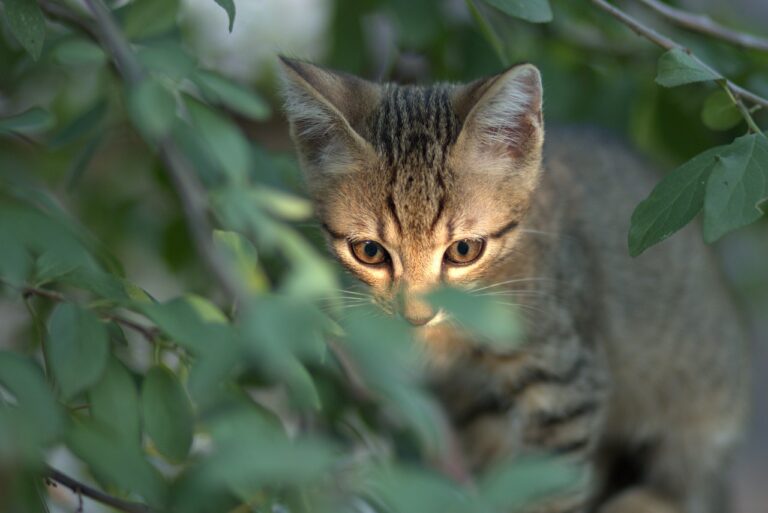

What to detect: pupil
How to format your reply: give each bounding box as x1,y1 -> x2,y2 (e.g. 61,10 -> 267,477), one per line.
458,241 -> 470,255
364,242 -> 379,258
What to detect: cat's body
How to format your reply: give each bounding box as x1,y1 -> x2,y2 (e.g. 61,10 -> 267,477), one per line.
280,59 -> 748,513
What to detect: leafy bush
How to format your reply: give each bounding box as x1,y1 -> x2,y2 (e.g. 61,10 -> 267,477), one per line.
0,0 -> 765,512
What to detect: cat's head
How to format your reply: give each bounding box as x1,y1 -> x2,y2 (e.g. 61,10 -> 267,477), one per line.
280,58 -> 543,328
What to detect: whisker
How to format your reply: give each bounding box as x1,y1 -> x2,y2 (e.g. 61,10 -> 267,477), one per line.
469,277 -> 556,293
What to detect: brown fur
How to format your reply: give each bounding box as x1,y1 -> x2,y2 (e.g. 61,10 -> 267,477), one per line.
280,58 -> 749,513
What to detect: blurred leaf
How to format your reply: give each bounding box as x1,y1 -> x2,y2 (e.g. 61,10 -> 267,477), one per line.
64,134 -> 104,190
427,287 -> 522,348
0,108 -> 53,135
628,145 -> 723,256
121,0 -> 180,40
251,187 -> 312,220
477,455 -> 583,511
655,48 -> 721,88
129,78 -> 177,139
703,133 -> 768,242
66,418 -> 166,506
142,366 -> 195,461
202,407 -> 335,492
213,0 -> 236,32
186,98 -> 251,182
368,465 -> 472,513
0,352 -> 63,452
89,357 -> 141,446
701,90 -> 741,131
193,70 -> 271,120
137,43 -> 196,81
47,303 -> 109,400
2,0 -> 46,60
481,0 -> 552,23
214,230 -> 269,293
53,38 -> 106,66
49,101 -> 107,148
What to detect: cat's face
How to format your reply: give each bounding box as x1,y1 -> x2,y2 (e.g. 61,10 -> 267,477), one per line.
281,58 -> 543,328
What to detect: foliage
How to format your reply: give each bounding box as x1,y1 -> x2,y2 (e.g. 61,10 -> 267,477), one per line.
0,0 -> 765,512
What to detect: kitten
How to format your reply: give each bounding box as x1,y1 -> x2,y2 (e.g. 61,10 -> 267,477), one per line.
280,58 -> 748,513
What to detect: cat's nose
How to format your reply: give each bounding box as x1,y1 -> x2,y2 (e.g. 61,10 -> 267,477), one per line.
402,296 -> 436,326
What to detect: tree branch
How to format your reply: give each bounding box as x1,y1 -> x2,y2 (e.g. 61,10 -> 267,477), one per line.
79,0 -> 246,303
590,0 -> 768,112
46,465 -> 151,513
637,0 -> 768,52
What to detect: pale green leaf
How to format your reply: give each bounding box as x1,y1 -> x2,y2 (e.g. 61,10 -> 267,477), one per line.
2,0 -> 46,60
628,145 -> 724,256
703,134 -> 768,242
121,0 -> 180,39
655,48 -> 722,88
129,79 -> 176,139
53,38 -> 106,66
701,90 -> 741,131
193,71 -> 270,120
89,357 -> 141,446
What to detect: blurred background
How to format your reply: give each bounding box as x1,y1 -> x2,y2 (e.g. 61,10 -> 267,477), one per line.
1,0 -> 766,511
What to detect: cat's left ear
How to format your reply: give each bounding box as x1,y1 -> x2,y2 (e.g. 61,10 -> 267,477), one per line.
279,57 -> 379,176
453,63 -> 543,169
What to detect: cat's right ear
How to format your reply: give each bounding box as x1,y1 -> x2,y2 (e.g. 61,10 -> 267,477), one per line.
279,57 -> 379,175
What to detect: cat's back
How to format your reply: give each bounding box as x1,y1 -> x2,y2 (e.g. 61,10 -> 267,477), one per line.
540,126 -> 748,444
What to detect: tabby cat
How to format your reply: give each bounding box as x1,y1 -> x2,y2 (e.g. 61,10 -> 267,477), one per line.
279,57 -> 748,513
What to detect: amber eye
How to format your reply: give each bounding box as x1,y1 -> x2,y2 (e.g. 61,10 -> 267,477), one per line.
350,240 -> 388,265
444,238 -> 485,265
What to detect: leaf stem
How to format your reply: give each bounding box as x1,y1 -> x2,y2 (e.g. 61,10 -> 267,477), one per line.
590,0 -> 768,110
636,0 -> 768,53
722,84 -> 765,136
46,465 -> 151,513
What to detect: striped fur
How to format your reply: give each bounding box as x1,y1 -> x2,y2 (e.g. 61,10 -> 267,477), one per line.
280,59 -> 748,513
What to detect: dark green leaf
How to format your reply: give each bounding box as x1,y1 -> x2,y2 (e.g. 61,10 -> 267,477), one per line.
481,0 -> 552,23
129,78 -> 177,139
193,71 -> 270,120
141,366 -> 195,461
121,0 -> 180,40
0,108 -> 53,135
628,145 -> 724,256
213,0 -> 236,32
655,48 -> 721,88
47,303 -> 109,400
89,357 -> 141,445
2,0 -> 46,60
137,43 -> 196,81
66,419 -> 166,505
703,134 -> 768,242
49,101 -> 107,148
186,98 -> 251,182
53,38 -> 106,66
701,90 -> 741,131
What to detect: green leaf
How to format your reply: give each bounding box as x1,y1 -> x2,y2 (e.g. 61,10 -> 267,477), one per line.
129,78 -> 177,139
250,187 -> 312,220
655,48 -> 722,88
0,352 -> 63,449
2,0 -> 46,60
481,0 -> 552,23
628,145 -> 724,256
213,0 -> 236,32
368,465 -> 472,513
141,366 -> 195,461
213,230 -> 269,293
53,38 -> 106,66
121,0 -> 180,40
701,90 -> 741,131
0,108 -> 53,135
140,296 -> 233,354
89,357 -> 141,446
49,101 -> 107,148
478,456 -> 583,511
185,98 -> 252,182
703,134 -> 768,242
47,303 -> 109,400
193,71 -> 270,120
427,287 -> 522,348
66,419 -> 166,505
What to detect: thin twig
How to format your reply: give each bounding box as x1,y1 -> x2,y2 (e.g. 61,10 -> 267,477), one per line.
46,466 -> 151,513
80,0 -> 246,303
590,0 -> 768,111
637,0 -> 768,52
